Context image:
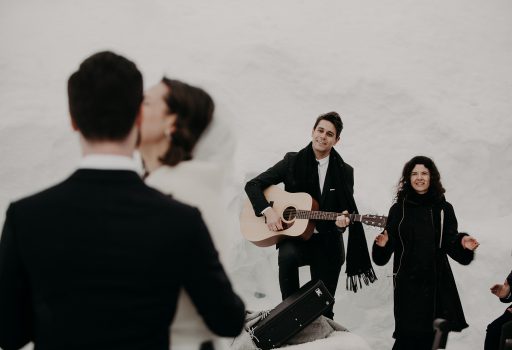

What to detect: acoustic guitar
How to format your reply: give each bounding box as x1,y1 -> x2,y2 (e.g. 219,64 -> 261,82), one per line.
240,186 -> 387,247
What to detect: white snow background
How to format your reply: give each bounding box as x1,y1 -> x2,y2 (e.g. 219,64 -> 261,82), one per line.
1,1 -> 511,349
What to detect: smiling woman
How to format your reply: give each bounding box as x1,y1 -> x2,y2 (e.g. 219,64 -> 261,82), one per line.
410,164 -> 430,194
372,155 -> 480,350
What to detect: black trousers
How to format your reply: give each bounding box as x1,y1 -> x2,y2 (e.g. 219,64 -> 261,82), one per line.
485,308 -> 512,350
277,233 -> 344,319
392,333 -> 434,350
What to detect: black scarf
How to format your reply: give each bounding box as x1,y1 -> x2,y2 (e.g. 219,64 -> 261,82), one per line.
293,143 -> 377,292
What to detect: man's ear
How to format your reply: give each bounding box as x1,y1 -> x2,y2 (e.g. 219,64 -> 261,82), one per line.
134,105 -> 143,128
335,136 -> 341,146
70,116 -> 79,131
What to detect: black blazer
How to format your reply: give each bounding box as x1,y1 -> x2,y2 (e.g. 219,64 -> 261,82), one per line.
0,169 -> 245,350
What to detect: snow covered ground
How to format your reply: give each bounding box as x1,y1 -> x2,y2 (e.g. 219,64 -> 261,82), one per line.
1,1 -> 511,349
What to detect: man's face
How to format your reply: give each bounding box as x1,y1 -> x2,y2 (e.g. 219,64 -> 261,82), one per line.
311,119 -> 339,158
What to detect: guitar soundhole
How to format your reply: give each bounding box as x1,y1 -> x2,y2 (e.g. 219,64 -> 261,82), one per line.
282,206 -> 297,221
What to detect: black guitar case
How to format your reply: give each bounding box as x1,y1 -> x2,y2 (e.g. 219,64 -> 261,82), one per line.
253,280 -> 334,349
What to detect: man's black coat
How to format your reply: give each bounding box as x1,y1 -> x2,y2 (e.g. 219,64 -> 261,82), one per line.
244,146 -> 354,260
0,169 -> 245,350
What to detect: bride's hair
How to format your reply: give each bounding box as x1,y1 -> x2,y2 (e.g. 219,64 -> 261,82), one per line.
159,77 -> 214,166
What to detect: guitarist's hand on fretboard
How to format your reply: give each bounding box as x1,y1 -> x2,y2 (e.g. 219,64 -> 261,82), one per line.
263,207 -> 283,231
335,210 -> 350,229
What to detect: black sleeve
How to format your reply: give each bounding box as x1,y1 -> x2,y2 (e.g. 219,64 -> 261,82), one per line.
500,294 -> 512,303
244,153 -> 291,215
442,203 -> 474,266
0,204 -> 33,350
500,271 -> 512,303
372,204 -> 398,266
181,209 -> 245,337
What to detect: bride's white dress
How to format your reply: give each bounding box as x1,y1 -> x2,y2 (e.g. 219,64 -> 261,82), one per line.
145,158 -> 236,350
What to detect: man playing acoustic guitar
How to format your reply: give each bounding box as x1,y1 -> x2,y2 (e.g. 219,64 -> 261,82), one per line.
245,112 -> 376,320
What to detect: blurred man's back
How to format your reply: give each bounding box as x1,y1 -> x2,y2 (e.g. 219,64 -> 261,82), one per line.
0,51 -> 245,350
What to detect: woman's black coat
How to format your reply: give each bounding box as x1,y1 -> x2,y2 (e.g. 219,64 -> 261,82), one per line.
372,192 -> 473,338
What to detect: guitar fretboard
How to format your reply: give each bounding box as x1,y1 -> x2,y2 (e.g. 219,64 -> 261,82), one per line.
289,209 -> 386,228
295,210 -> 363,222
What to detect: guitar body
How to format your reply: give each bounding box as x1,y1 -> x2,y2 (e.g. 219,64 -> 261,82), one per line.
240,186 -> 319,247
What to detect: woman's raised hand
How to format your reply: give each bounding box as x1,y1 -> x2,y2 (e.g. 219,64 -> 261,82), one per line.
490,279 -> 510,298
461,235 -> 480,251
375,230 -> 389,247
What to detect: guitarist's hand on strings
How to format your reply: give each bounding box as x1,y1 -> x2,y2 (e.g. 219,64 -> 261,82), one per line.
375,230 -> 389,247
335,210 -> 350,229
264,208 -> 283,231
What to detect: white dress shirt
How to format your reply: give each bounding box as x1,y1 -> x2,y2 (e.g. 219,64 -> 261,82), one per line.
77,154 -> 141,174
316,155 -> 329,195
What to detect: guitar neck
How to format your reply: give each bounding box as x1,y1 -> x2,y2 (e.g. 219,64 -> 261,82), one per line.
296,210 -> 363,222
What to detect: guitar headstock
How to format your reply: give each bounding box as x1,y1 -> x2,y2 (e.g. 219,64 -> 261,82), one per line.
361,215 -> 387,228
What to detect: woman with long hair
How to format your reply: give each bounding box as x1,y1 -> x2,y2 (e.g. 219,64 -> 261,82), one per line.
372,155 -> 479,350
139,77 -> 235,349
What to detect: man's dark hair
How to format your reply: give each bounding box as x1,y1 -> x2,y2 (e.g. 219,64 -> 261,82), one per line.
313,111 -> 343,138
67,51 -> 143,140
159,77 -> 214,166
395,155 -> 446,202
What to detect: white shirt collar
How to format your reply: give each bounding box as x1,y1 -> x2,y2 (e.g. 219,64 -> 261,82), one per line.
316,155 -> 330,167
78,154 -> 140,173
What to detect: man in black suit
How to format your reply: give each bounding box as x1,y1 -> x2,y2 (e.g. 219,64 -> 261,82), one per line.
244,112 -> 375,320
0,51 -> 245,350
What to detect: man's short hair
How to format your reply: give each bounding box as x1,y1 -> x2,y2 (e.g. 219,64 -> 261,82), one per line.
313,111 -> 343,138
67,51 -> 143,140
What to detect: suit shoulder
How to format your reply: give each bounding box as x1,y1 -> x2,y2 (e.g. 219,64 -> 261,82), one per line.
283,152 -> 298,161
10,177 -> 72,209
332,154 -> 353,173
341,162 -> 354,177
343,162 -> 354,172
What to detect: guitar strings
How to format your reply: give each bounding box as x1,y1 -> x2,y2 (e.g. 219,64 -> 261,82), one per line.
279,208 -> 386,227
